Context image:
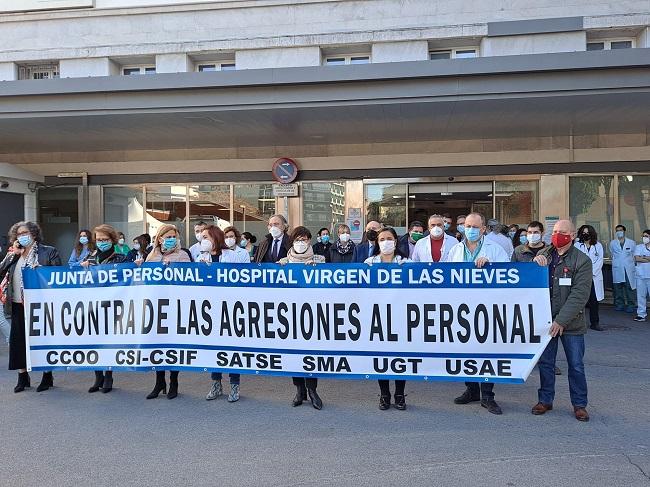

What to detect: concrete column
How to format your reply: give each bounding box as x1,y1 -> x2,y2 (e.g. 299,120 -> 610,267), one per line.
0,62 -> 18,81
638,27 -> 650,48
155,53 -> 192,73
481,32 -> 586,56
59,58 -> 119,78
236,47 -> 321,70
539,174 -> 568,223
371,41 -> 429,63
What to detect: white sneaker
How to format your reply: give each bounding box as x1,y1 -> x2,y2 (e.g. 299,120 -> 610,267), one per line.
227,384 -> 240,403
206,380 -> 223,400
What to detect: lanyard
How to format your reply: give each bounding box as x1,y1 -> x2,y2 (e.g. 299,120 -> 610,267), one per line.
463,238 -> 483,262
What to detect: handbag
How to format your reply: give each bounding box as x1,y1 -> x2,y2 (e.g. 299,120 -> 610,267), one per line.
0,272 -> 8,305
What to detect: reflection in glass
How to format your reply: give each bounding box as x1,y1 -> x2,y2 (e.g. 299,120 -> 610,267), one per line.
145,186 -> 188,247
495,181 -> 538,228
104,186 -> 145,242
302,182 -> 346,236
569,176 -> 614,254
188,185 -> 231,233
233,184 -> 276,242
618,175 -> 650,242
365,184 -> 407,235
39,187 -> 80,254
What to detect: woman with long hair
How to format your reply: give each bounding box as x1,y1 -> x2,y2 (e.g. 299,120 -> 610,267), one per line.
575,224 -> 605,331
68,228 -> 94,268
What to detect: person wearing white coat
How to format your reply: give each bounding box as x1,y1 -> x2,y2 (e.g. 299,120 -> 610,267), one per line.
609,224 -> 637,313
633,230 -> 650,322
576,225 -> 605,331
412,214 -> 458,263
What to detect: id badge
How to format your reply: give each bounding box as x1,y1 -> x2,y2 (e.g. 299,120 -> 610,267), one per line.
559,278 -> 572,286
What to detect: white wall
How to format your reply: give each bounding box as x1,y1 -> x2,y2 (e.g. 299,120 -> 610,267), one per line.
480,31 -> 586,56
155,53 -> 192,73
236,47 -> 321,70
0,62 -> 17,81
60,57 -> 119,77
371,41 -> 429,63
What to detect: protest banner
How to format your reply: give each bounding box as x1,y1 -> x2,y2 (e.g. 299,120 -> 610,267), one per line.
23,262 -> 552,383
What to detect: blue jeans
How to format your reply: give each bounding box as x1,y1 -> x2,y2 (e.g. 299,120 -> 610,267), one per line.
538,334 -> 588,407
211,372 -> 240,385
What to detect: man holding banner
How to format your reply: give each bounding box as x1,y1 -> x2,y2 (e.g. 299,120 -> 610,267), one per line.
532,219 -> 592,422
446,212 -> 509,415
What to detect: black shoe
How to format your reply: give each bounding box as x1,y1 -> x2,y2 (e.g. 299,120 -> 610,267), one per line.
292,387 -> 307,407
378,394 -> 391,410
307,388 -> 322,410
394,394 -> 406,411
590,324 -> 605,331
454,388 -> 480,404
89,371 -> 104,393
14,372 -> 30,393
147,372 -> 167,399
101,371 -> 113,393
481,399 -> 503,415
36,372 -> 53,392
554,366 -> 562,375
167,378 -> 178,400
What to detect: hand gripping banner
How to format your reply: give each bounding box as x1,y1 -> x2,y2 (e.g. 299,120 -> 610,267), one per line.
22,262 -> 552,383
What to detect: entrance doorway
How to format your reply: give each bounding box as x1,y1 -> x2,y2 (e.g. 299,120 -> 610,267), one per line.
408,182 -> 493,225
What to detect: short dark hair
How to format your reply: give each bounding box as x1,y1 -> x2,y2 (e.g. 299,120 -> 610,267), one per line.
223,226 -> 242,241
194,221 -> 207,228
615,224 -> 626,231
241,231 -> 257,244
527,220 -> 544,232
289,226 -> 312,243
370,227 -> 409,259
642,229 -> 650,237
442,213 -> 451,219
408,221 -> 424,231
318,228 -> 329,236
141,233 -> 152,245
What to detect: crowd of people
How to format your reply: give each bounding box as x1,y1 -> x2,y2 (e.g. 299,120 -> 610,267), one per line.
1,211 -> 649,422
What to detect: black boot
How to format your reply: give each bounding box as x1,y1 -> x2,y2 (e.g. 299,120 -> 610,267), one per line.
307,387 -> 322,410
167,372 -> 178,400
394,394 -> 407,411
454,387 -> 480,404
101,371 -> 113,393
14,372 -> 30,393
36,372 -> 53,392
146,371 -> 167,399
292,385 -> 307,407
378,394 -> 391,410
89,371 -> 104,393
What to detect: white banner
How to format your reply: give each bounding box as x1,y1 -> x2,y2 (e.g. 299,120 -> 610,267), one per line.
23,262 -> 552,383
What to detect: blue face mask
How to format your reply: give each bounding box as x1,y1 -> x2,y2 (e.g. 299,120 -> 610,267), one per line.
464,228 -> 481,242
17,235 -> 32,247
444,223 -> 450,231
508,231 -> 516,239
79,236 -> 89,245
519,234 -> 528,245
96,241 -> 112,252
615,231 -> 624,239
162,237 -> 177,250
457,225 -> 465,234
240,239 -> 248,248
321,235 -> 330,244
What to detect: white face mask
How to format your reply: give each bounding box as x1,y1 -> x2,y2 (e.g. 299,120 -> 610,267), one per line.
133,243 -> 141,251
118,238 -> 125,245
643,236 -> 650,245
379,240 -> 396,255
225,237 -> 236,249
200,239 -> 213,252
430,226 -> 444,238
527,233 -> 542,244
293,241 -> 309,254
339,233 -> 350,243
269,226 -> 283,239
195,232 -> 203,242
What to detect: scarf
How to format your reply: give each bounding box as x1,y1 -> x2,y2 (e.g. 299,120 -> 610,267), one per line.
335,239 -> 353,255
286,246 -> 315,263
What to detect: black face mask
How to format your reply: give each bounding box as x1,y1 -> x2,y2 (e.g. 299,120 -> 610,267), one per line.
581,232 -> 591,241
366,230 -> 378,242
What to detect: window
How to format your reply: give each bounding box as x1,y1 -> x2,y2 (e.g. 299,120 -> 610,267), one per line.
325,55 -> 370,66
302,182 -> 346,237
38,187 -> 78,253
494,181 -> 539,229
188,185 -> 231,231
104,186 -> 145,243
18,63 -> 59,80
145,186 -> 188,246
233,184 -> 276,240
122,66 -> 156,75
429,48 -> 478,60
197,62 -> 236,72
365,184 -> 407,235
569,176 -> 614,255
587,39 -> 634,51
618,175 -> 650,242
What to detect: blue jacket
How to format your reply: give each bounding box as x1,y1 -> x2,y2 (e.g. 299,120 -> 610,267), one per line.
351,241 -> 375,263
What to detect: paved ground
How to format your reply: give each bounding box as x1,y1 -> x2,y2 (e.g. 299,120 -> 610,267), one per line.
0,306 -> 648,487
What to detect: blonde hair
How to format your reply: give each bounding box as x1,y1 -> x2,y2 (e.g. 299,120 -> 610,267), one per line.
150,224 -> 180,254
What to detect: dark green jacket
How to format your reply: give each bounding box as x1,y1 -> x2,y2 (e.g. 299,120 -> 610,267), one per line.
540,245 -> 593,335
511,243 -> 547,263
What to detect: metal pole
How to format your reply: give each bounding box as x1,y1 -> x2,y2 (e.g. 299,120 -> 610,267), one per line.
284,196 -> 289,221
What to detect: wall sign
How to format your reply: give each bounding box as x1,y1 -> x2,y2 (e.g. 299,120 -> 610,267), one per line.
271,158 -> 299,184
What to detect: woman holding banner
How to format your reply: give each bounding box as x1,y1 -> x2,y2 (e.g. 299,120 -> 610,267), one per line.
144,224 -> 191,400
364,227 -> 411,410
1,221 -> 61,393
81,224 -> 129,393
278,226 -> 326,410
203,224 -> 249,403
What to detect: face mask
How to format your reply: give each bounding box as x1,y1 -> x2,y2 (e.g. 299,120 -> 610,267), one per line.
410,231 -> 424,242
269,226 -> 283,239
552,233 -> 573,248
118,238 -> 125,246
443,223 -> 451,231
643,236 -> 650,245
162,237 -> 177,251
321,235 -> 330,244
133,243 -> 141,251
464,228 -> 481,242
17,235 -> 32,247
96,241 -> 112,252
457,224 -> 465,235
240,239 -> 248,248
527,233 -> 542,244
339,233 -> 350,243
616,231 -> 624,239
200,239 -> 213,252
379,240 -> 396,255
580,232 -> 590,241
366,230 -> 378,242
79,236 -> 89,245
195,233 -> 203,242
430,226 -> 444,238
519,234 -> 528,245
225,237 -> 236,249
508,231 -> 516,239
293,241 -> 309,254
